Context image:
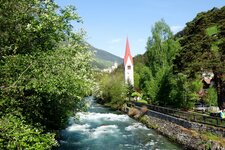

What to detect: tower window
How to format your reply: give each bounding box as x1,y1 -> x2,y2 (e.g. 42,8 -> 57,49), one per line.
127,65 -> 131,70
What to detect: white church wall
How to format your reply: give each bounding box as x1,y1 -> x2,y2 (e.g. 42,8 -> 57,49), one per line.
124,57 -> 134,85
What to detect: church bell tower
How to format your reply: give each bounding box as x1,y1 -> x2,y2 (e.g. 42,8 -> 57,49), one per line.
124,38 -> 134,86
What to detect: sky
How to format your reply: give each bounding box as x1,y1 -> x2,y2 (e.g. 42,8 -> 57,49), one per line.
55,0 -> 225,58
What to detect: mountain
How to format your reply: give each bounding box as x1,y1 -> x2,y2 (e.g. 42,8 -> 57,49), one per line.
88,44 -> 123,70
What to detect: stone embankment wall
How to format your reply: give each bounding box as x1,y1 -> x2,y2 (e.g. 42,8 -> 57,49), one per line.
145,107 -> 225,138
122,103 -> 225,150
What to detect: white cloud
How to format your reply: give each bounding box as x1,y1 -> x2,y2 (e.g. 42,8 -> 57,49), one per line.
170,25 -> 184,33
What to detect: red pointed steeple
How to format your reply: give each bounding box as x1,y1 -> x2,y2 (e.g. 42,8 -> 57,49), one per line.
124,37 -> 133,65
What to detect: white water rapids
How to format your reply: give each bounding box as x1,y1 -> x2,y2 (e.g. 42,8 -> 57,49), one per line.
58,97 -> 181,150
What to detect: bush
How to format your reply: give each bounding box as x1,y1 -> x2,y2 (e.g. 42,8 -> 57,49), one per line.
97,72 -> 127,108
205,87 -> 218,106
0,113 -> 57,150
168,73 -> 199,110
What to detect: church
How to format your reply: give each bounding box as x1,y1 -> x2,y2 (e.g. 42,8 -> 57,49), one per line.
124,38 -> 134,86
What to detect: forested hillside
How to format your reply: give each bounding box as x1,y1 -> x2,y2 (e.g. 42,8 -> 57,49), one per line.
89,44 -> 123,69
174,7 -> 225,73
174,6 -> 225,108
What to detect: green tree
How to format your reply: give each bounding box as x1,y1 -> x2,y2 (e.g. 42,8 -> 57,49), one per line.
168,74 -> 200,109
0,0 -> 94,149
174,6 -> 225,109
0,0 -> 81,58
126,81 -> 135,101
142,19 -> 180,105
0,112 -> 57,150
97,72 -> 127,109
133,62 -> 145,91
205,87 -> 218,106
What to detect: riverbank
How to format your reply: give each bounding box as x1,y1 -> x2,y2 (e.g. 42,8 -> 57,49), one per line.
121,103 -> 225,150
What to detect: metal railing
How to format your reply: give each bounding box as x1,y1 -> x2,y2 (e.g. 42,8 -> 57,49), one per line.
129,101 -> 225,128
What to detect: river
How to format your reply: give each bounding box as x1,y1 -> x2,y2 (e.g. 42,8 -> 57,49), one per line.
58,97 -> 182,150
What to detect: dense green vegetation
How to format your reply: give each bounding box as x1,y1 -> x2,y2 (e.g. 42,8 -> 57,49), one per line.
147,7 -> 225,109
95,67 -> 127,109
0,0 -> 93,149
97,6 -> 225,110
138,19 -> 180,106
174,6 -> 225,109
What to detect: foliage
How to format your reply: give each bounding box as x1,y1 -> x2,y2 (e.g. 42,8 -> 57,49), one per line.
0,0 -> 81,58
1,41 -> 93,130
206,25 -> 219,36
174,7 -> 225,75
131,92 -> 142,98
138,66 -> 153,101
126,81 -> 135,101
146,19 -> 174,70
131,7 -> 225,109
0,0 -> 94,148
136,19 -> 180,105
133,63 -> 146,91
205,87 -> 218,106
174,6 -> 225,108
97,72 -> 127,108
134,71 -> 141,91
190,78 -> 203,92
168,74 -> 199,109
0,113 -> 57,150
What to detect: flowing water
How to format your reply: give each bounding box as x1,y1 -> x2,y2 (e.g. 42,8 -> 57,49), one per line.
58,97 -> 182,150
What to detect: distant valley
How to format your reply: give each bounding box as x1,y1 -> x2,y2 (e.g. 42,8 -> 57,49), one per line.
88,44 -> 123,70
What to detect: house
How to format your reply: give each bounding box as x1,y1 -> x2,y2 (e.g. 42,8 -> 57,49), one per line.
202,71 -> 214,89
102,61 -> 118,73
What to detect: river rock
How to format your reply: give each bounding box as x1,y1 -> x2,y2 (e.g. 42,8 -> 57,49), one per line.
128,108 -> 140,117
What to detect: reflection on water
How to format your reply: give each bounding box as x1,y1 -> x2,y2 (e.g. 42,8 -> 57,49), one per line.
58,97 -> 182,150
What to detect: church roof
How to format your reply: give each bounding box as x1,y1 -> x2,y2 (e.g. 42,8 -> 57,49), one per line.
124,38 -> 133,65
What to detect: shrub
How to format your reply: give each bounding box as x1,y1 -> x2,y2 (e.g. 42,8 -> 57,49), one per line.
205,87 -> 218,106
97,72 -> 127,108
0,113 -> 57,150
